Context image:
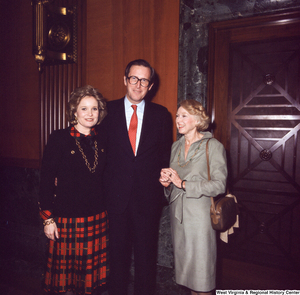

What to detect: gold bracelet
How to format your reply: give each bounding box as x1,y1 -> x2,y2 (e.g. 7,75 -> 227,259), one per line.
43,218 -> 55,226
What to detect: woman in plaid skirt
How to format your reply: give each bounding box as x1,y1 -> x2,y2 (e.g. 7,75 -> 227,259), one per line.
39,85 -> 109,295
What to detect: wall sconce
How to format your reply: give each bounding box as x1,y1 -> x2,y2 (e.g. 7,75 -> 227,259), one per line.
32,0 -> 77,72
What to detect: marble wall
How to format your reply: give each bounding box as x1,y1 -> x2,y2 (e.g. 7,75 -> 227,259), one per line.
178,0 -> 300,107
0,166 -> 46,282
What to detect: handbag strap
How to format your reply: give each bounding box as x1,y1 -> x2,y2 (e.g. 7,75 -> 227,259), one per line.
206,138 -> 211,181
206,139 -> 215,208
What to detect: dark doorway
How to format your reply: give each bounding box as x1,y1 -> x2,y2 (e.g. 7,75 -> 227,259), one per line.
208,10 -> 300,272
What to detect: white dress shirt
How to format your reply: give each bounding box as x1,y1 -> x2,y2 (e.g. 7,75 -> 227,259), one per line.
124,96 -> 145,155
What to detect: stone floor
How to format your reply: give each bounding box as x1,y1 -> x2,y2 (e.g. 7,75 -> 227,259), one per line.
1,255 -> 300,295
0,258 -> 190,295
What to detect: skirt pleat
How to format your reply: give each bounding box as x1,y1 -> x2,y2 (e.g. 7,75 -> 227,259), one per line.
43,212 -> 109,294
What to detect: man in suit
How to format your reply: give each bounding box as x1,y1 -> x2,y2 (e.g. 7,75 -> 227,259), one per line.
103,59 -> 173,295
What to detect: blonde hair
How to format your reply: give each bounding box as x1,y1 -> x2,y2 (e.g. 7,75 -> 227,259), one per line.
179,99 -> 210,132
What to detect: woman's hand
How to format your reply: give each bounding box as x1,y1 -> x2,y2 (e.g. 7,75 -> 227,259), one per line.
166,168 -> 183,189
159,168 -> 172,188
160,168 -> 183,189
44,219 -> 59,241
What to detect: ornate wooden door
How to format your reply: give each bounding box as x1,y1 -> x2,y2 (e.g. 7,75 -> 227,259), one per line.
208,11 -> 300,271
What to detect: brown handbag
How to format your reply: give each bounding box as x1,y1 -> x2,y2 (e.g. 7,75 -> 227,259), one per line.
206,139 -> 238,232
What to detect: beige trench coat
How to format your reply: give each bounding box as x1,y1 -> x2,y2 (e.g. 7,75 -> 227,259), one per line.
165,131 -> 227,292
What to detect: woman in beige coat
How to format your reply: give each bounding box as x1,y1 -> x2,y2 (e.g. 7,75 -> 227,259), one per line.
159,99 -> 227,295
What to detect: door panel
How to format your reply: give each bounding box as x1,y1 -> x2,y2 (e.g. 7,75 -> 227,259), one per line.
208,11 -> 300,271
229,38 -> 300,270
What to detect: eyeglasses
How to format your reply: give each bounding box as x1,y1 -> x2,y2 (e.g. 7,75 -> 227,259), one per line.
127,76 -> 150,87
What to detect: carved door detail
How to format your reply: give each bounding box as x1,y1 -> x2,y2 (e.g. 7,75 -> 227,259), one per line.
228,38 -> 300,270
208,12 -> 300,271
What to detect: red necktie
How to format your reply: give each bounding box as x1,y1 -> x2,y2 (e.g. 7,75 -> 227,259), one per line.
128,105 -> 138,154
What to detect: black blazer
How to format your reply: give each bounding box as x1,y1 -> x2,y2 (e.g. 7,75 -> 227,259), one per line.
102,98 -> 173,214
39,127 -> 107,217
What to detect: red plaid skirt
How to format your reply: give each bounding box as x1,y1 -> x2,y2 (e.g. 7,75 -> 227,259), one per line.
43,212 -> 109,294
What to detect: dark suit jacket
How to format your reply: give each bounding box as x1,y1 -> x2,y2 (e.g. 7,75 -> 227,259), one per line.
102,98 -> 173,215
39,127 -> 107,217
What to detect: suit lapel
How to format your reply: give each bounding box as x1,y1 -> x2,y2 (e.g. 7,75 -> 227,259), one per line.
137,102 -> 153,156
112,99 -> 134,155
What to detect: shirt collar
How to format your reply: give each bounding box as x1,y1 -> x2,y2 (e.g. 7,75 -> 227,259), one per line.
124,96 -> 145,113
69,126 -> 97,141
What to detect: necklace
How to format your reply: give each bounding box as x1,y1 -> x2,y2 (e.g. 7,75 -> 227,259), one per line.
177,140 -> 204,167
75,139 -> 98,173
